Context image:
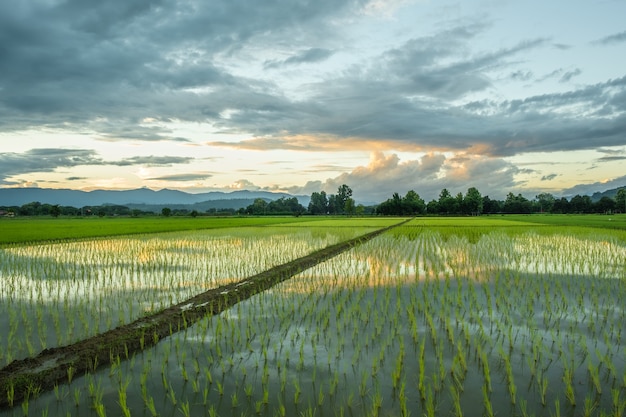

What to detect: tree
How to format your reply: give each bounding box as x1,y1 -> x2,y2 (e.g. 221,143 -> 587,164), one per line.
403,190 -> 426,215
569,194 -> 592,213
594,197 -> 615,213
616,188 -> 626,213
426,200 -> 439,214
161,207 -> 172,217
344,198 -> 356,216
308,191 -> 328,215
247,198 -> 268,215
50,204 -> 61,218
503,193 -> 532,214
552,197 -> 570,214
463,187 -> 482,215
535,193 -> 555,213
482,196 -> 502,214
327,194 -> 339,214
336,184 -> 353,214
438,188 -> 457,215
376,193 -> 400,215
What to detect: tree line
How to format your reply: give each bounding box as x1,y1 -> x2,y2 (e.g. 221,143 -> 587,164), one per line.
2,186 -> 624,218
375,187 -> 626,216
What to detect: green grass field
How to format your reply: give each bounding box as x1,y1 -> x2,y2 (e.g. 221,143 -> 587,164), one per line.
0,216 -> 320,245
503,213 -> 626,229
1,214 -> 624,245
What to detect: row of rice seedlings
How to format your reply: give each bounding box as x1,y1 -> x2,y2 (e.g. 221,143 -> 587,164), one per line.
3,223 -> 623,416
0,226 -> 369,365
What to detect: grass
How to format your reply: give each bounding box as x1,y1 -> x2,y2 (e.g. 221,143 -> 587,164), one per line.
0,216 -> 323,245
504,213 -> 626,230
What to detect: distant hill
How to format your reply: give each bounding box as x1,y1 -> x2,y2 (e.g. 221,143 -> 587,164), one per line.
0,187 -> 310,211
590,186 -> 625,202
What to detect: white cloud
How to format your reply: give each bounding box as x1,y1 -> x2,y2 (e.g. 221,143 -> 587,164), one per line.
289,151 -> 522,202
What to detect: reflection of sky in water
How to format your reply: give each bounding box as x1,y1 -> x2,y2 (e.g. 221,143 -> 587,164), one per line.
0,227 -> 624,417
0,227 -> 367,363
0,228 -> 362,303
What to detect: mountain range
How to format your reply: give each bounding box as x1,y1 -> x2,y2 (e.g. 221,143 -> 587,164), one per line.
0,187 -> 310,211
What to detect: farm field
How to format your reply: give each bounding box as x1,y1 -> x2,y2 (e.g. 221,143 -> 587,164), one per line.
0,216 -> 625,416
0,216 -> 325,245
503,214 -> 626,232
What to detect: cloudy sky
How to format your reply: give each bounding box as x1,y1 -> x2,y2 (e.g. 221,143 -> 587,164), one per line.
1,0 -> 625,203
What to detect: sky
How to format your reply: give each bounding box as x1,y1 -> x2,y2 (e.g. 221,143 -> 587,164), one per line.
1,0 -> 625,204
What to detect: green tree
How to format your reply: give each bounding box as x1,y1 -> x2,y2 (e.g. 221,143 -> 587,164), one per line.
463,187 -> 483,215
336,184 -> 353,214
327,194 -> 338,214
552,197 -> 571,213
535,193 -> 555,213
344,198 -> 356,216
595,197 -> 615,213
50,204 -> 61,218
438,188 -> 457,214
247,198 -> 268,215
616,188 -> 626,213
426,199 -> 439,214
308,191 -> 328,214
503,193 -> 532,214
161,207 -> 172,217
569,194 -> 592,213
403,190 -> 426,215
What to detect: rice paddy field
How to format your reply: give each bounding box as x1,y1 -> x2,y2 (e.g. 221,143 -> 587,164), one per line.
0,215 -> 625,416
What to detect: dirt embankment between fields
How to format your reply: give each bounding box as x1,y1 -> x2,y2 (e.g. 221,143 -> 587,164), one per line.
0,219 -> 410,409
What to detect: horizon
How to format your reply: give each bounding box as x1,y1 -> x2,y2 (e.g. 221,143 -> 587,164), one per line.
2,183 -> 622,206
1,1 -> 625,203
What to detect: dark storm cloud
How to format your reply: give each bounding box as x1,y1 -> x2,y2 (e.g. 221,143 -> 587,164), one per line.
0,149 -> 104,178
0,0 -> 362,131
1,1 -> 625,162
0,148 -> 194,182
214,28 -> 626,157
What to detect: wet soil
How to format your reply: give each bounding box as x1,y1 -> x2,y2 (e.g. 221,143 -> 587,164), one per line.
0,220 -> 407,409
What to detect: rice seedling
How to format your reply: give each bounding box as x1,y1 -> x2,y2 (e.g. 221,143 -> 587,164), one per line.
1,218 -> 624,416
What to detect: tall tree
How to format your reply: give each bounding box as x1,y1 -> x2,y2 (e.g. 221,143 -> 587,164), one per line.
552,197 -> 571,213
438,188 -> 457,214
569,194 -> 592,213
616,188 -> 626,213
403,190 -> 425,214
503,193 -> 532,214
308,191 -> 328,215
463,187 -> 483,215
336,184 -> 353,214
327,194 -> 338,214
535,193 -> 555,213
344,198 -> 356,216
